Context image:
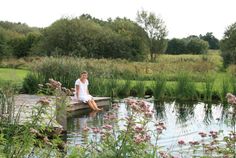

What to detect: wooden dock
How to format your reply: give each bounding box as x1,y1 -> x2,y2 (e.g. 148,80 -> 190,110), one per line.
67,97 -> 111,112
14,94 -> 111,130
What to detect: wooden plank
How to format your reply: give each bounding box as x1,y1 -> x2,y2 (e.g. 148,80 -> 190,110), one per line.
14,95 -> 111,131
67,97 -> 111,112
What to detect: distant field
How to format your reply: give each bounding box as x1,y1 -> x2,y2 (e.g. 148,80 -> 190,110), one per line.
0,68 -> 29,83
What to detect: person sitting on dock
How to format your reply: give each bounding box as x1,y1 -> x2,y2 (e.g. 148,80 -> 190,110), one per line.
74,71 -> 102,111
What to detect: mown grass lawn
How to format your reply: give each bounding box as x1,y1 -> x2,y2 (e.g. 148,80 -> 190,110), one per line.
0,68 -> 29,83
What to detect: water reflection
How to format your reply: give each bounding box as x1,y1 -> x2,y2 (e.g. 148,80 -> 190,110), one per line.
154,101 -> 166,120
203,103 -> 213,125
67,100 -> 235,151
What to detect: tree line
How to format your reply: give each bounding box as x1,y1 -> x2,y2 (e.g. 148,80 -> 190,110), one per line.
0,10 -> 235,66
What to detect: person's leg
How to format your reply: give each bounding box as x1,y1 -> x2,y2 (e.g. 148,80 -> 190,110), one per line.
87,100 -> 96,110
91,100 -> 102,110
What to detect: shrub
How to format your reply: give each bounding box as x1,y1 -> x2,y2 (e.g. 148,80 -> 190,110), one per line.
22,73 -> 41,94
186,38 -> 209,54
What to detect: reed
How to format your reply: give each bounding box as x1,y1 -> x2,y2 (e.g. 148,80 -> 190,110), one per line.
230,75 -> 236,95
152,75 -> 167,100
220,77 -> 230,102
203,74 -> 215,101
134,81 -> 145,98
117,80 -> 132,98
176,73 -> 197,100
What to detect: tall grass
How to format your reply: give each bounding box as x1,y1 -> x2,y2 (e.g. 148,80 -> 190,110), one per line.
134,81 -> 145,98
152,75 -> 167,100
0,87 -> 15,123
117,80 -> 132,98
176,73 -> 197,100
20,56 -> 229,101
220,77 -> 230,102
230,75 -> 236,95
203,74 -> 215,101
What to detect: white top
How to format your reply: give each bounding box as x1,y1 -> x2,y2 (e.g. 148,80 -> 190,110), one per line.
75,79 -> 89,97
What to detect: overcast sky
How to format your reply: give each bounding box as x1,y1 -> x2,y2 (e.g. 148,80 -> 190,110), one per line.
0,0 -> 236,39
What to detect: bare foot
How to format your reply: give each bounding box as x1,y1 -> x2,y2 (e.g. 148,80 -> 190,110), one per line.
96,107 -> 103,111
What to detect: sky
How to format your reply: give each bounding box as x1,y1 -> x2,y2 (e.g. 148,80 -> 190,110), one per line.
0,0 -> 236,39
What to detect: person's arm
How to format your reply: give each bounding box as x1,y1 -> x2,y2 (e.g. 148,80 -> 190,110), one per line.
76,85 -> 80,100
86,80 -> 90,95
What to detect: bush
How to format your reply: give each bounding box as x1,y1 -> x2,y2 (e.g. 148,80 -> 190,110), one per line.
186,38 -> 209,54
166,38 -> 187,54
22,73 -> 41,94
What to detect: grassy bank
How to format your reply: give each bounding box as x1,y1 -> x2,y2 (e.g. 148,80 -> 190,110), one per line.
0,68 -> 29,81
1,51 -> 235,101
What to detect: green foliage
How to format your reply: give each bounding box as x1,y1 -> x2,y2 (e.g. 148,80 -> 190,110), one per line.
0,21 -> 39,35
136,10 -> 168,61
166,37 -> 209,54
230,75 -> 236,94
22,73 -> 41,94
0,80 -> 67,157
220,22 -> 236,66
152,75 -> 167,100
220,77 -> 230,102
117,80 -> 132,97
203,74 -> 215,101
176,73 -> 197,100
0,21 -> 41,58
134,81 -> 145,98
200,32 -> 220,49
186,38 -> 209,54
0,28 -> 7,57
42,17 -> 149,60
166,38 -> 187,54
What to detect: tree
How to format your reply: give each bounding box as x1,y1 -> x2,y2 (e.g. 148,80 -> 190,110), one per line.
107,18 -> 150,60
220,22 -> 236,66
0,28 -> 6,57
136,10 -> 168,61
200,32 -> 219,49
42,17 -> 149,60
166,38 -> 187,54
186,38 -> 209,54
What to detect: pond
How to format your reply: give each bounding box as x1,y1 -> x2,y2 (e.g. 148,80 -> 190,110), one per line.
67,99 -> 235,156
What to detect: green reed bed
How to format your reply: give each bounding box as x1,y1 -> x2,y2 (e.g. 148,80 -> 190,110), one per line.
203,74 -> 215,101
230,75 -> 236,95
175,73 -> 197,100
220,77 -> 231,102
19,56 -> 235,101
152,75 -> 167,100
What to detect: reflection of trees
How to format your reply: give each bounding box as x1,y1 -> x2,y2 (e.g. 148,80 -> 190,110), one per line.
154,101 -> 166,120
175,101 -> 195,124
203,103 -> 213,125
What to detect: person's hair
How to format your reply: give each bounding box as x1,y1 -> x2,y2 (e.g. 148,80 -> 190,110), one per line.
80,71 -> 88,75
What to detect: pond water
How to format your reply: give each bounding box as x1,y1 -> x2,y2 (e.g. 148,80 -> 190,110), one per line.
67,99 -> 235,156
